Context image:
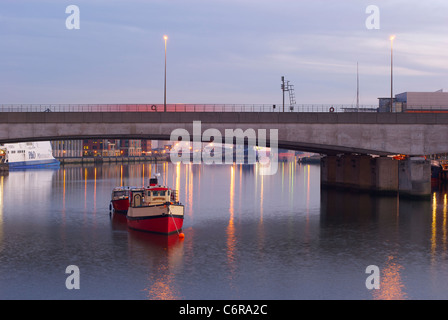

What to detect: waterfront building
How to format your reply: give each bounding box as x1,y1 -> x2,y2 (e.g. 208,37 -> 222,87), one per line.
119,139 -> 142,156
379,90 -> 448,112
52,139 -> 148,158
102,139 -> 121,157
82,139 -> 103,156
396,90 -> 448,111
141,140 -> 152,155
51,140 -> 83,158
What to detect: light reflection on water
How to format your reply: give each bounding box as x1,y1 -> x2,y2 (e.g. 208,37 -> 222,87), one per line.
0,162 -> 447,299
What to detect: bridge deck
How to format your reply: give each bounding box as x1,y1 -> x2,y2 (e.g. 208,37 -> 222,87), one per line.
1,112 -> 448,155
1,111 -> 448,124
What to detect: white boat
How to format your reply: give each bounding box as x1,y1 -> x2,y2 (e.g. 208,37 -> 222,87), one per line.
0,141 -> 60,169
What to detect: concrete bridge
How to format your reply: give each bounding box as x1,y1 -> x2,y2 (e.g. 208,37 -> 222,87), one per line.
1,111 -> 448,156
2,111 -> 447,198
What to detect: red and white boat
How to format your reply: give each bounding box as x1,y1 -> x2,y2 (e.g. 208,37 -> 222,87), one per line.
127,177 -> 184,235
110,186 -> 132,213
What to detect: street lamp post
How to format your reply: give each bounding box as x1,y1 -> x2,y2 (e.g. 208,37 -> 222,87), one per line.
390,35 -> 395,112
164,35 -> 168,112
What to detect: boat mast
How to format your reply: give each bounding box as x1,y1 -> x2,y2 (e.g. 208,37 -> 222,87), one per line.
356,62 -> 359,111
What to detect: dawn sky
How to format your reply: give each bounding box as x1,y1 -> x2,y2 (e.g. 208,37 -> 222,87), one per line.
0,0 -> 447,106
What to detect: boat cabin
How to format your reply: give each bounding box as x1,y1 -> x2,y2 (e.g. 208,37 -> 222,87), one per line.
111,186 -> 132,200
130,186 -> 179,207
146,187 -> 172,204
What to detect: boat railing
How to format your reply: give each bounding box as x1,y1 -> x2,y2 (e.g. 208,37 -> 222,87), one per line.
0,103 -> 380,113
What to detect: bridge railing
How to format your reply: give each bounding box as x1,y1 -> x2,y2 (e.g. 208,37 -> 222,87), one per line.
0,104 -> 379,113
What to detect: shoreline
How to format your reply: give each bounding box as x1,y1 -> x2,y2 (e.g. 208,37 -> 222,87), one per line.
57,155 -> 170,165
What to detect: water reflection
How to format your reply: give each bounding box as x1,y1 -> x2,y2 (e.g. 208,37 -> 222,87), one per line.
430,191 -> 448,265
2,162 -> 448,299
128,231 -> 184,300
0,175 -> 4,253
227,165 -> 237,291
110,210 -> 128,231
441,192 -> 447,254
373,256 -> 407,300
320,186 -> 448,300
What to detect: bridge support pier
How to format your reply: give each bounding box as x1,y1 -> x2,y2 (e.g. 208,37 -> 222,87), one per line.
398,157 -> 431,198
321,155 -> 431,198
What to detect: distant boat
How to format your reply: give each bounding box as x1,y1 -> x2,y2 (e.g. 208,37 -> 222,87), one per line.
0,141 -> 60,169
277,148 -> 295,162
298,154 -> 322,164
431,160 -> 441,180
430,159 -> 448,181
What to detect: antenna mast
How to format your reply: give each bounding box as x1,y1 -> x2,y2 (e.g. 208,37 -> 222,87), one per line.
357,62 -> 359,110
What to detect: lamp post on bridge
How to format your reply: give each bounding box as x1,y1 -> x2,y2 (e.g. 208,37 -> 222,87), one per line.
390,35 -> 395,112
164,35 -> 168,112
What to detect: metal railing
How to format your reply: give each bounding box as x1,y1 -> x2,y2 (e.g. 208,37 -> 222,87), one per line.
0,103 -> 380,113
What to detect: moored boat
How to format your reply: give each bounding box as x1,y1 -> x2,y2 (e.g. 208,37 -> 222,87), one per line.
126,177 -> 184,235
441,160 -> 448,181
431,160 -> 442,180
110,186 -> 133,213
0,141 -> 60,169
441,160 -> 448,172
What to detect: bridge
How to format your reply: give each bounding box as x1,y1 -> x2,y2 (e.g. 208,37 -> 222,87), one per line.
2,108 -> 448,198
1,110 -> 448,155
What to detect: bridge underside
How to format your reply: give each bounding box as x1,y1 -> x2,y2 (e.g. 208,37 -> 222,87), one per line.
0,133 -> 389,156
1,112 -> 448,156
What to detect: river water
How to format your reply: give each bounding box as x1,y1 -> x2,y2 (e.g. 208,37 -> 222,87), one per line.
0,161 -> 447,300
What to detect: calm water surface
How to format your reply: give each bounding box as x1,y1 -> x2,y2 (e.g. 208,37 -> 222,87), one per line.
0,161 -> 447,300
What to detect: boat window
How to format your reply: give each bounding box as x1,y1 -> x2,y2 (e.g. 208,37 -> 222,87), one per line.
114,191 -> 127,197
153,191 -> 159,196
167,190 -> 170,196
160,191 -> 165,196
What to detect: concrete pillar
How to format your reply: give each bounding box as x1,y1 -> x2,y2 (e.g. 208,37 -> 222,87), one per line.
341,154 -> 374,190
359,155 -> 374,190
335,156 -> 345,187
321,154 -> 431,198
343,155 -> 357,189
322,154 -> 376,191
322,155 -> 398,193
398,157 -> 431,198
321,155 -> 337,186
373,157 -> 399,194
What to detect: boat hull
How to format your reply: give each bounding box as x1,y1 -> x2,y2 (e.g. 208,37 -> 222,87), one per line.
8,159 -> 60,170
127,204 -> 184,235
127,215 -> 184,235
111,199 -> 129,213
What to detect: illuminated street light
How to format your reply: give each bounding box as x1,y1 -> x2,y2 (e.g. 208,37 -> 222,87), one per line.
164,35 -> 168,112
390,35 -> 396,112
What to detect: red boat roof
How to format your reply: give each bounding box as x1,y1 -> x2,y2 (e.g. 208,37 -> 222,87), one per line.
146,187 -> 170,191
